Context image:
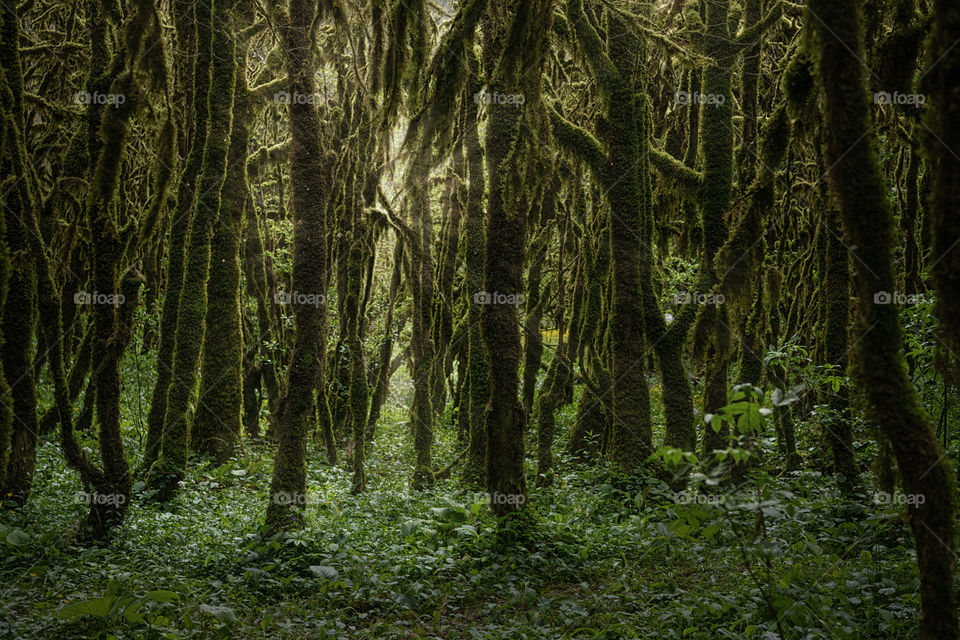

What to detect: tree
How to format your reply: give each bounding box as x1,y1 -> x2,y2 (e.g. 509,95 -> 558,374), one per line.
264,0 -> 333,530
809,0 -> 958,635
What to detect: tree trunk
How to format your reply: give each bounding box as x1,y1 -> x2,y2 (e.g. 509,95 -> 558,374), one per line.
810,1 -> 958,636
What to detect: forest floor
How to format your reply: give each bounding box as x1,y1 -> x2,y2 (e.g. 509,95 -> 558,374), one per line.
0,391 -> 927,639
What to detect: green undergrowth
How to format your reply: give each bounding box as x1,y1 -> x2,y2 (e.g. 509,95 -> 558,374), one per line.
0,401 -> 936,640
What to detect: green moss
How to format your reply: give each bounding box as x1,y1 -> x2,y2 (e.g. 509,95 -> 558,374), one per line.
265,0 -> 334,531
154,0 -> 238,500
461,66 -> 488,487
810,0 -> 958,635
193,25 -> 251,464
143,0 -> 214,473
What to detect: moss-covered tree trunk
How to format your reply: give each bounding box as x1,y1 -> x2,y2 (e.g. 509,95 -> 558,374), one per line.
366,241 -> 404,442
86,0 -> 160,533
562,0 -> 653,473
193,13 -> 253,463
0,1 -> 37,505
927,0 -> 960,356
479,0 -> 550,516
697,0 -> 734,460
431,146 -> 463,416
409,173 -> 436,490
142,0 -> 211,473
822,199 -> 857,487
152,0 -> 238,500
810,1 -> 958,636
522,180 -> 556,416
243,186 -> 283,440
345,222 -> 370,494
0,178 -> 37,507
264,0 -> 332,530
461,60 -> 489,487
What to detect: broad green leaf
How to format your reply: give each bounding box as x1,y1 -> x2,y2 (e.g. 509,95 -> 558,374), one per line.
57,597 -> 115,619
309,565 -> 339,580
200,604 -> 238,625
146,590 -> 179,603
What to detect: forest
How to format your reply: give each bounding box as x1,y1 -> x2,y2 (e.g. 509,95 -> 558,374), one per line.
1,0 -> 959,637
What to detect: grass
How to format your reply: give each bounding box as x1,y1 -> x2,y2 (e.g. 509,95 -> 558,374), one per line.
0,394 -> 933,639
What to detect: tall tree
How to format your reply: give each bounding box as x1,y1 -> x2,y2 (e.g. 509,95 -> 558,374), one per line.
264,0 -> 333,530
809,1 -> 958,636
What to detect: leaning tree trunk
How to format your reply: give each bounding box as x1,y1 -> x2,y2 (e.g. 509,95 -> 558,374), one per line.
810,1 -> 958,637
927,0 -> 960,356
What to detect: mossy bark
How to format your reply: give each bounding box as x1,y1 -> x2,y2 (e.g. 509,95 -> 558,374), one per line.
142,0 -> 212,473
478,0 -> 550,516
366,242 -> 404,442
409,175 -> 436,490
810,1 -> 958,636
927,0 -> 960,356
461,61 -> 489,487
264,0 -> 332,531
0,1 -> 35,505
431,148 -> 463,415
83,0 -> 156,533
822,196 -> 857,488
522,180 -> 556,417
345,225 -> 370,494
193,17 -> 253,464
152,0 -> 238,501
0,222 -> 37,505
565,0 -> 653,473
242,187 -> 283,439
